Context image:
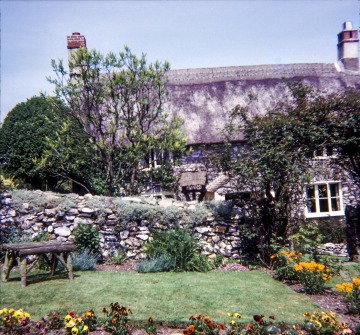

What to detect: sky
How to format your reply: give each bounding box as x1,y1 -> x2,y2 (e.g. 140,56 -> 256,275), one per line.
1,0 -> 359,123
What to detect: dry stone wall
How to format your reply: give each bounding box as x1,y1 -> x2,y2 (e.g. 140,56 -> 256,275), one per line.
0,191 -> 244,260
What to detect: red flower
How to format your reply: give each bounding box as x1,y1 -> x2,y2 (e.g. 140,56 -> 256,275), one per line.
204,316 -> 211,324
217,324 -> 225,330
148,317 -> 154,323
253,315 -> 264,324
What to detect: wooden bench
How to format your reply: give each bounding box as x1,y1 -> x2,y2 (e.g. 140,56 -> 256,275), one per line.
1,241 -> 77,288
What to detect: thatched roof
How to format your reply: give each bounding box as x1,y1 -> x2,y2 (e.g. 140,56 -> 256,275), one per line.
166,63 -> 360,145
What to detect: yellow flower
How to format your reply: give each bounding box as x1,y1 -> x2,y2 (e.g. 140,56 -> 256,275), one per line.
9,308 -> 15,314
75,317 -> 83,325
227,313 -> 233,317
66,319 -> 76,328
234,313 -> 241,318
0,309 -> 8,315
65,315 -> 73,323
71,326 -> 79,335
353,278 -> 360,288
84,325 -> 89,331
230,320 -> 236,325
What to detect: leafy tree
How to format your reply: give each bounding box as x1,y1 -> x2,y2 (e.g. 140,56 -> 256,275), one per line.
49,46 -> 186,196
326,88 -> 360,188
0,95 -> 95,193
220,82 -> 330,262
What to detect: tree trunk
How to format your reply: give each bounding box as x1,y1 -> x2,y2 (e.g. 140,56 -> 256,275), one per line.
346,205 -> 360,261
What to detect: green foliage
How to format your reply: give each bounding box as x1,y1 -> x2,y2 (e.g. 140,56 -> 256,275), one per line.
157,205 -> 183,227
143,227 -> 211,272
316,219 -> 346,244
49,46 -> 186,196
72,223 -> 101,257
293,260 -> 332,294
72,249 -> 98,271
0,95 -> 95,193
101,303 -> 132,335
0,175 -> 18,191
187,204 -> 208,227
326,88 -> 360,188
204,200 -> 234,220
336,278 -> 360,314
11,189 -> 76,212
289,223 -> 323,259
213,254 -> 224,268
135,253 -> 173,273
271,249 -> 303,281
107,250 -> 128,265
113,199 -> 154,224
220,82 -> 333,263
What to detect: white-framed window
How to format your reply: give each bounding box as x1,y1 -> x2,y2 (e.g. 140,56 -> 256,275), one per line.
305,181 -> 344,218
142,149 -> 172,170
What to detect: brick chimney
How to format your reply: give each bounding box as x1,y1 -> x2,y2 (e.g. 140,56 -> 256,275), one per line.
337,22 -> 359,71
67,32 -> 87,77
67,32 -> 86,49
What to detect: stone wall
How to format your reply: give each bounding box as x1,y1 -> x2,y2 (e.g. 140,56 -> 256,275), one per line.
0,191 -> 244,260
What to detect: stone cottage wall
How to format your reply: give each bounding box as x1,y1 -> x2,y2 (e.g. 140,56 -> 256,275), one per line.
0,191 -> 244,260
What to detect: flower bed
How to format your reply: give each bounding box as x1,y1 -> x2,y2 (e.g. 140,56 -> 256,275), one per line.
1,304 -> 359,335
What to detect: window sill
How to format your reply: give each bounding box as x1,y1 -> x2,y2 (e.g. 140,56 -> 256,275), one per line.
306,212 -> 344,218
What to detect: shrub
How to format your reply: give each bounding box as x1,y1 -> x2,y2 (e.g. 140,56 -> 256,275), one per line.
142,227 -> 211,272
136,253 -> 173,273
316,219 -> 346,244
73,223 -> 101,257
336,278 -> 360,314
271,249 -> 303,281
11,189 -> 76,212
0,175 -> 18,191
158,205 -> 183,227
187,204 -> 208,227
289,223 -> 323,259
293,260 -> 332,294
72,249 -> 98,271
204,200 -> 234,220
107,250 -> 128,265
113,198 -> 154,224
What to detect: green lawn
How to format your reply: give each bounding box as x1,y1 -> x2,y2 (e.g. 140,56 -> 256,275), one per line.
0,269 -> 321,324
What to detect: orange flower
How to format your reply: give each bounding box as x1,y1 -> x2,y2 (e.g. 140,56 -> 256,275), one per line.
148,317 -> 154,323
217,323 -> 225,330
195,314 -> 202,320
188,325 -> 195,333
204,316 -> 211,324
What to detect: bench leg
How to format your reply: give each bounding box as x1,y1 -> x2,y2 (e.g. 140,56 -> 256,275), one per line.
66,253 -> 74,281
20,257 -> 27,288
2,250 -> 15,282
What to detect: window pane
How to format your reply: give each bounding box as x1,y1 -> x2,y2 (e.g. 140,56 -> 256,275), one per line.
319,198 -> 329,212
306,186 -> 315,199
307,199 -> 317,213
329,183 -> 339,197
318,185 -> 328,198
331,198 -> 340,211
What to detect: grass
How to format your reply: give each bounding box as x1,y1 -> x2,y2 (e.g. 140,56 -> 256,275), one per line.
0,269 -> 321,324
